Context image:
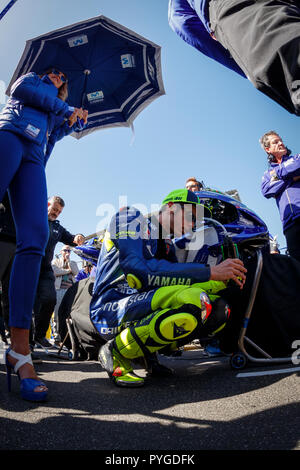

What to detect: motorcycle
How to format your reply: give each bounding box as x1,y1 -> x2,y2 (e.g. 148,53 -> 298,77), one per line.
72,236 -> 102,266
173,189 -> 270,265
74,190 -> 270,266
69,192 -> 296,370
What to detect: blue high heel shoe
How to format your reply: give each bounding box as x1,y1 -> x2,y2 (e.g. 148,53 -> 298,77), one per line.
5,348 -> 48,402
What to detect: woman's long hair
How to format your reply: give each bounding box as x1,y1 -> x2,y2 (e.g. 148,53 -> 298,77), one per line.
57,82 -> 68,102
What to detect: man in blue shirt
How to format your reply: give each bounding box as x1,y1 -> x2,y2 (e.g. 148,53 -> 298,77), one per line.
169,0 -> 300,115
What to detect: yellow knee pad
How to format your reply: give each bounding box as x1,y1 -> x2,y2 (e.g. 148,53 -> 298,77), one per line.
150,309 -> 198,343
115,307 -> 199,360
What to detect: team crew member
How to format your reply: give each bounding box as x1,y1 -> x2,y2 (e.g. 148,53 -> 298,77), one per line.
0,69 -> 88,402
185,177 -> 203,192
92,189 -> 246,388
261,131 -> 300,262
169,0 -> 300,116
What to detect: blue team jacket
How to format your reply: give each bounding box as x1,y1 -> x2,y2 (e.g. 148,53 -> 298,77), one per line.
0,72 -> 72,149
168,0 -> 246,77
261,154 -> 300,232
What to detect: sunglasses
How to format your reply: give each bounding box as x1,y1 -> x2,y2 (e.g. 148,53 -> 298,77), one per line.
62,249 -> 71,253
51,68 -> 67,83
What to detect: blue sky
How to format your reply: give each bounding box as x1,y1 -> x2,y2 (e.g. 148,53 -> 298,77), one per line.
1,0 -> 299,261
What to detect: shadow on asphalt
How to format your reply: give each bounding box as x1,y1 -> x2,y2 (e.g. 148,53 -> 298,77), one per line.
0,349 -> 299,451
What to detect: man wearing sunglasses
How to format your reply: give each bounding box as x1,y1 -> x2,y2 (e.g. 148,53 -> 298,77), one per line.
92,189 -> 246,388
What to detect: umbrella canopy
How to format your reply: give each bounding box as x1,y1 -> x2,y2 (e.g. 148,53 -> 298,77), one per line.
6,15 -> 165,139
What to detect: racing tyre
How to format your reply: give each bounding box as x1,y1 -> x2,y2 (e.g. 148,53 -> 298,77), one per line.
78,349 -> 88,361
230,352 -> 247,370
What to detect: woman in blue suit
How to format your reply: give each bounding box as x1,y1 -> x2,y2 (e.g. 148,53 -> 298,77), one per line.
0,68 -> 87,401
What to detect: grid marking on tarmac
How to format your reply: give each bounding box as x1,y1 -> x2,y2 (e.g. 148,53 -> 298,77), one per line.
236,366 -> 300,378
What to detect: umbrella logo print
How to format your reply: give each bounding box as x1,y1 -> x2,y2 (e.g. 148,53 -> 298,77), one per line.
87,91 -> 104,103
68,34 -> 88,48
121,54 -> 135,68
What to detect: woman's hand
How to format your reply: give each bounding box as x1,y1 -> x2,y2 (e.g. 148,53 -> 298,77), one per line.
68,107 -> 88,127
75,107 -> 89,124
82,109 -> 88,125
68,108 -> 80,127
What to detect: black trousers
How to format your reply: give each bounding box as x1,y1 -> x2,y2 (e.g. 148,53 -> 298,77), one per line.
58,278 -> 102,359
209,0 -> 300,115
284,218 -> 300,262
33,270 -> 56,340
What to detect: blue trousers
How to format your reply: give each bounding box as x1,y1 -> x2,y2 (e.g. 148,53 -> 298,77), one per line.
0,130 -> 49,329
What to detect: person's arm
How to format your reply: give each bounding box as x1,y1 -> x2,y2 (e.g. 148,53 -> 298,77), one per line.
51,259 -> 71,277
67,108 -> 88,129
75,269 -> 88,282
261,156 -> 300,198
51,120 -> 74,141
111,208 -> 246,291
59,226 -> 77,247
43,122 -> 71,166
261,169 -> 288,199
50,108 -> 88,141
44,114 -> 88,166
111,208 -> 210,290
10,73 -> 70,117
168,0 -> 246,77
70,261 -> 79,277
59,226 -> 84,247
274,155 -> 300,181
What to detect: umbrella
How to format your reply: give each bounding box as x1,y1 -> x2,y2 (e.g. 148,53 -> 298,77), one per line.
0,0 -> 18,21
6,15 -> 165,139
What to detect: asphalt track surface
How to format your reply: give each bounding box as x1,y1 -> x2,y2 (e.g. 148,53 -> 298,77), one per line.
0,341 -> 299,456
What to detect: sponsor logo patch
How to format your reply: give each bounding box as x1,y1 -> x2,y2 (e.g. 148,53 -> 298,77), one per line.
148,274 -> 191,287
68,34 -> 88,47
121,54 -> 135,68
25,124 -> 40,139
87,90 -> 104,103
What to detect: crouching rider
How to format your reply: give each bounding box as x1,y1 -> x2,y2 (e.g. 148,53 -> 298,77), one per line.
90,189 -> 247,387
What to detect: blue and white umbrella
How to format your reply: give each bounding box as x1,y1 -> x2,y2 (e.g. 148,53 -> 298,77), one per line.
6,15 -> 165,139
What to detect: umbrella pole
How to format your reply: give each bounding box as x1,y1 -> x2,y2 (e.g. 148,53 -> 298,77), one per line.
0,0 -> 18,21
75,69 -> 90,130
81,69 -> 90,108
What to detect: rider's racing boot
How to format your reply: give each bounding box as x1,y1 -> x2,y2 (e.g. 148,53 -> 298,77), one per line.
98,339 -> 144,388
